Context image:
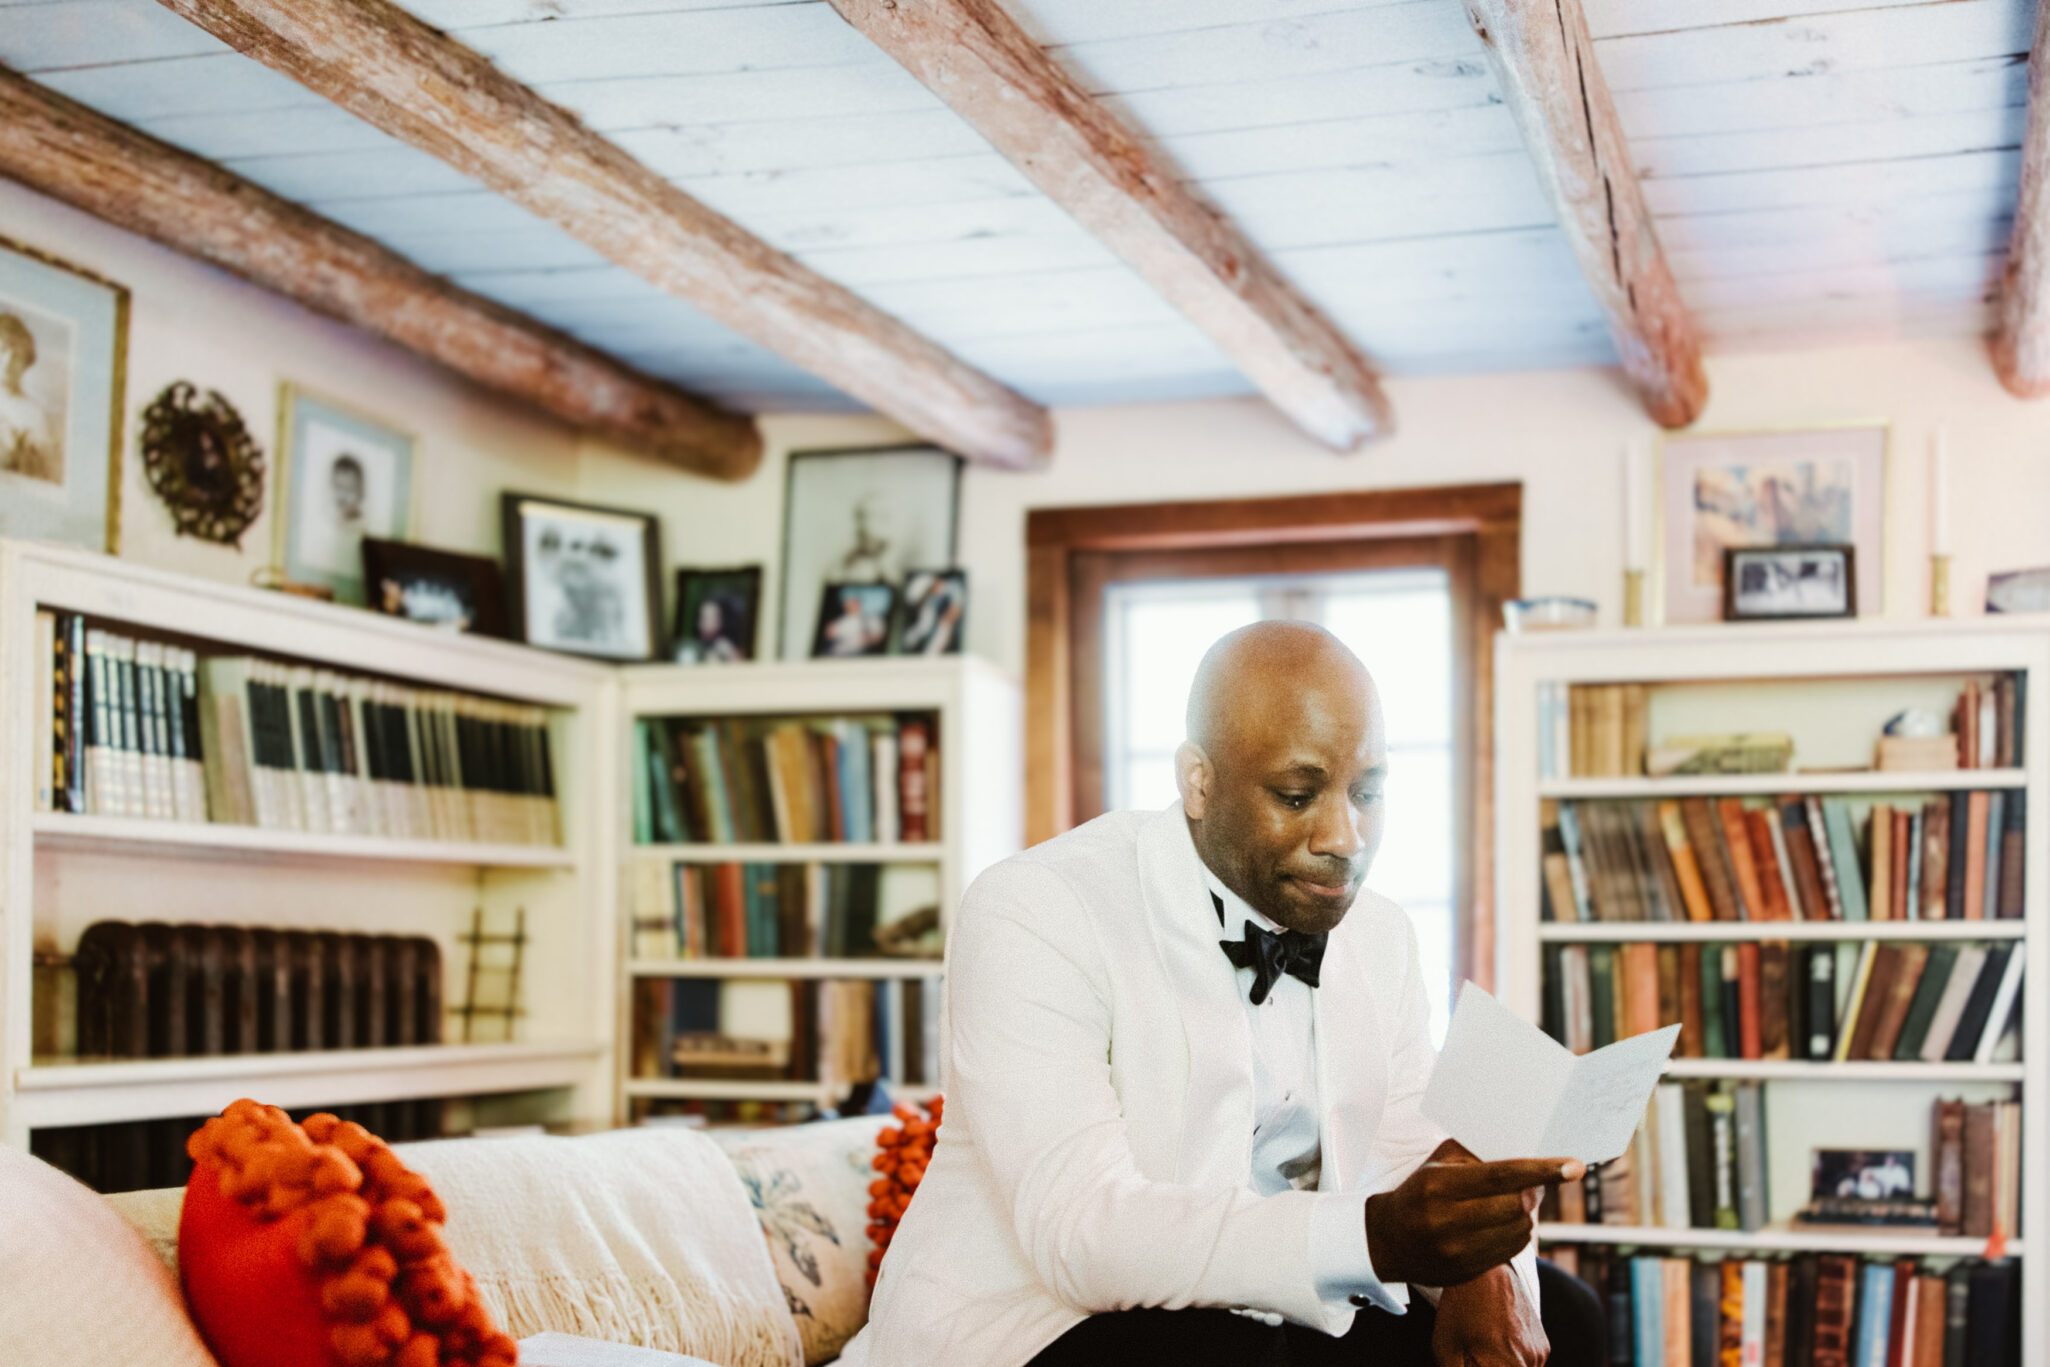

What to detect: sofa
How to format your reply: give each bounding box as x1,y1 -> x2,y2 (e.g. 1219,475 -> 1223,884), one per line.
1,1114 -> 892,1367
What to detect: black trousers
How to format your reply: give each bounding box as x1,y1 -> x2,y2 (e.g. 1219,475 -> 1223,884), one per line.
1026,1259 -> 1604,1367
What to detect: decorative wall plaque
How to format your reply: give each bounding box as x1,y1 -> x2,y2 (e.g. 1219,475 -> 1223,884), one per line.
139,381 -> 264,548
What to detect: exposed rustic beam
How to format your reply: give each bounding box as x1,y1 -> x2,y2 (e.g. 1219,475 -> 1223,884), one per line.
1992,0 -> 2050,397
827,0 -> 1395,452
0,67 -> 762,480
1463,0 -> 1707,428
155,0 -> 1050,470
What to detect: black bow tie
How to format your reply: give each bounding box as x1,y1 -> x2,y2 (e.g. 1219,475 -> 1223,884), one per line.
1214,896 -> 1326,1005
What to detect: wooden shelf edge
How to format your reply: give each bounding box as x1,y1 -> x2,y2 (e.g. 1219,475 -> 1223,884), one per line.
633,842 -> 943,863
1538,770 -> 2025,799
1659,1059 -> 2024,1082
628,958 -> 945,979
1536,1222 -> 2019,1257
1538,920 -> 2027,943
624,1079 -> 833,1101
32,813 -> 573,868
14,1041 -> 606,1129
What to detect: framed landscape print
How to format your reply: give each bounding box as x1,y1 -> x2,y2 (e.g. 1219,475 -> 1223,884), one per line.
778,445 -> 960,660
276,386 -> 414,604
1658,423 -> 1888,624
0,237 -> 128,551
501,492 -> 663,661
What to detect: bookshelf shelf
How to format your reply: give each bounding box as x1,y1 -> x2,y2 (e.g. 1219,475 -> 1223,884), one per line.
32,813 -> 575,868
635,842 -> 942,864
624,1078 -> 835,1103
1499,620 -> 2046,1364
628,958 -> 946,980
14,1040 -> 607,1130
1537,769 -> 2026,800
1535,1222 -> 2018,1259
1660,1058 -> 2024,1083
1537,920 -> 2027,943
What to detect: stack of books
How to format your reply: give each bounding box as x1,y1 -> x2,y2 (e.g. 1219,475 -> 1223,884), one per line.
1552,1251 -> 2020,1367
634,713 -> 938,845
1541,937 -> 2024,1064
628,861 -> 939,961
632,977 -> 940,1092
32,613 -> 561,845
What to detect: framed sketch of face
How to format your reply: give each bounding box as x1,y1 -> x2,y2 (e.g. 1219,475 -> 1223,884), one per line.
778,446 -> 960,660
276,385 -> 414,604
0,236 -> 128,552
501,492 -> 664,661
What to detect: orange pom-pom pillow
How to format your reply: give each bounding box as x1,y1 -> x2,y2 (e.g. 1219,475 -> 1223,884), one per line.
864,1096 -> 940,1288
180,1099 -> 516,1367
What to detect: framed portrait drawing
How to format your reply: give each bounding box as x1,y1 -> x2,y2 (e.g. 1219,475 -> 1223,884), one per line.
1658,424 -> 1887,624
778,446 -> 960,660
276,386 -> 414,604
501,492 -> 663,661
673,565 -> 761,664
812,581 -> 896,658
362,537 -> 506,637
0,237 -> 128,552
897,569 -> 967,656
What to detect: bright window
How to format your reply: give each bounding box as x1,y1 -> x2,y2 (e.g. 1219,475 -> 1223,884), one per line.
1103,568 -> 1457,1042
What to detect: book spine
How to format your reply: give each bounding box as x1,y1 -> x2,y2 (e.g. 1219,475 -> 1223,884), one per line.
33,610 -> 55,813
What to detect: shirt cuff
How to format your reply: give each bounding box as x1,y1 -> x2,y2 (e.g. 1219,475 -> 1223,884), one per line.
1308,1191 -> 1407,1315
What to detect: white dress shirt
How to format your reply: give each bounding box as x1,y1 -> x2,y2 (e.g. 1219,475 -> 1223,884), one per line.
1201,865 -> 1407,1318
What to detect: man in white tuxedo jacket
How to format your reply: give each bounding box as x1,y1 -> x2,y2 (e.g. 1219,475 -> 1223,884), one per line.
844,622 -> 1600,1367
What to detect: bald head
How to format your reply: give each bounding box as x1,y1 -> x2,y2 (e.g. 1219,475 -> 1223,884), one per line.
1177,622 -> 1387,934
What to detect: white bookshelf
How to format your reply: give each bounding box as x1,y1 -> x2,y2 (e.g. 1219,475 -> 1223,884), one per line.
1496,619 -> 2045,1364
616,656 -> 1021,1117
0,540 -> 620,1151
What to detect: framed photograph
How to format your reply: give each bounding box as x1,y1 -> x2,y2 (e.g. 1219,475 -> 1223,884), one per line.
362,537 -> 506,637
812,581 -> 895,658
897,568 -> 967,656
0,236 -> 127,552
501,492 -> 663,661
1811,1149 -> 1914,1203
1723,545 -> 1856,621
673,565 -> 761,663
276,385 -> 414,604
779,446 -> 960,660
1659,424 -> 1887,624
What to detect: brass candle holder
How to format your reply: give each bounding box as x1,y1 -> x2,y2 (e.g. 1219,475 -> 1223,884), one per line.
1623,569 -> 1646,627
1930,554 -> 1952,618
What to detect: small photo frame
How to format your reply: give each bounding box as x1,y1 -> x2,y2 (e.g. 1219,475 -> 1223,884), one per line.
362,537 -> 506,637
276,385 -> 414,605
1723,544 -> 1856,621
673,565 -> 761,664
501,492 -> 663,661
897,568 -> 966,656
0,236 -> 128,552
1659,424 -> 1886,624
1811,1149 -> 1914,1203
811,581 -> 895,658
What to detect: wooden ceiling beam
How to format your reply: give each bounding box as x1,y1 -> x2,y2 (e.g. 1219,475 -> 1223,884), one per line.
0,68 -> 763,479
826,0 -> 1395,452
1992,0 -> 2050,397
154,0 -> 1051,470
1463,0 -> 1707,428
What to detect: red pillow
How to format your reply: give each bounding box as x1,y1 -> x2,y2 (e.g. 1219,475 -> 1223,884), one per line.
180,1099 -> 515,1367
865,1096 -> 941,1288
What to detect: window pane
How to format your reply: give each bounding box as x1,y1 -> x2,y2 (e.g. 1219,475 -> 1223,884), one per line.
1324,578 -> 1451,745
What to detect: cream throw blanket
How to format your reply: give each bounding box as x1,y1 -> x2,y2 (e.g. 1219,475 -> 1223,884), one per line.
395,1129 -> 803,1367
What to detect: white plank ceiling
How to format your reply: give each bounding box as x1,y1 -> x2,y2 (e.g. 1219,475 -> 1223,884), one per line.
0,0 -> 2032,415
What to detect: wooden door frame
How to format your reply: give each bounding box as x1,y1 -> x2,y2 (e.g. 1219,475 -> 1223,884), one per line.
1025,482 -> 1521,990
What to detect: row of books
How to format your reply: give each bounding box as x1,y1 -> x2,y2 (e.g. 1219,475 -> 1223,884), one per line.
631,976 -> 940,1091
1537,675 -> 2024,781
634,713 -> 938,846
1548,1249 -> 2019,1367
628,860 -> 939,960
1541,792 -> 2025,924
1542,940 -> 2024,1064
1550,1085 -> 2019,1241
32,614 -> 561,846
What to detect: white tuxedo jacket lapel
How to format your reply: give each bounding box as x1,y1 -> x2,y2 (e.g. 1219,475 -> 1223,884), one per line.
1313,919 -> 1390,1195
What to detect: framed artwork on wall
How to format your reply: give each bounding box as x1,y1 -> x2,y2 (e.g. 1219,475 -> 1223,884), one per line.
362,537 -> 507,637
897,568 -> 967,655
811,581 -> 895,658
1658,423 -> 1888,624
673,565 -> 761,663
275,385 -> 414,604
778,445 -> 961,660
501,491 -> 664,661
0,236 -> 128,552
